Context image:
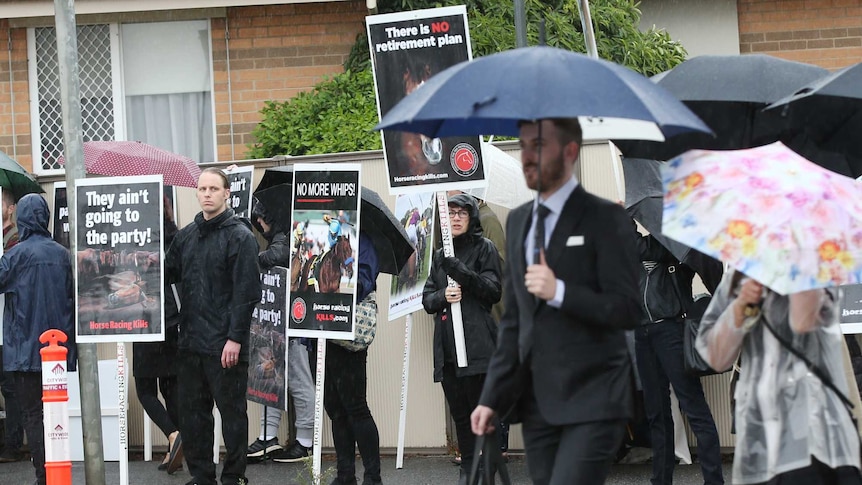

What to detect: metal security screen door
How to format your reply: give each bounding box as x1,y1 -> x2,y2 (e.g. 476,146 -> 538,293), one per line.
31,24 -> 117,174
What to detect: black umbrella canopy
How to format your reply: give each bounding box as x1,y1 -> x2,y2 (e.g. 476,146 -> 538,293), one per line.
360,187 -> 414,276
256,165 -> 412,275
623,158 -> 723,293
767,62 -> 862,174
253,183 -> 293,234
617,54 -> 829,161
257,165 -> 294,192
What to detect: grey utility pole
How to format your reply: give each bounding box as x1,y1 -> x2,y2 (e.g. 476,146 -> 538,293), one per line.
576,0 -> 599,58
53,1 -> 107,483
514,0 -> 527,48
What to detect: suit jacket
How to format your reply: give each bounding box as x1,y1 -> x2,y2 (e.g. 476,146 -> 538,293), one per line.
479,185 -> 643,426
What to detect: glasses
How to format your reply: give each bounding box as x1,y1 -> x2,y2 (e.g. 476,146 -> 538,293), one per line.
448,209 -> 469,219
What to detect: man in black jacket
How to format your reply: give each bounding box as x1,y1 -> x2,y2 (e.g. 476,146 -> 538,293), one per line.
166,167 -> 261,485
632,222 -> 723,485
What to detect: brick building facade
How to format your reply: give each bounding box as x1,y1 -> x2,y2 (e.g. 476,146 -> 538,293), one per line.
738,0 -> 862,69
0,2 -> 368,173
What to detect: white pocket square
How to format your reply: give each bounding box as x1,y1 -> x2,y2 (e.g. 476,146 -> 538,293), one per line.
566,235 -> 585,247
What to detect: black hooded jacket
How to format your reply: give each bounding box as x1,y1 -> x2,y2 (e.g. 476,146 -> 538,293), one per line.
166,208 -> 261,361
423,194 -> 502,380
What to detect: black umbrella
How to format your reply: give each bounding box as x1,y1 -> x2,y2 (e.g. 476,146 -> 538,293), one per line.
253,183 -> 293,234
256,166 -> 413,275
617,54 -> 829,161
623,158 -> 724,293
257,165 -> 294,191
766,62 -> 862,176
359,187 -> 414,276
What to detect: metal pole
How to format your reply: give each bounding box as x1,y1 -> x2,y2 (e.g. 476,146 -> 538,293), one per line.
514,0 -> 527,48
53,1 -> 107,484
576,0 -> 599,59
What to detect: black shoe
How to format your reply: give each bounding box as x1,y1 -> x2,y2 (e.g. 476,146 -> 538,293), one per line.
272,441 -> 310,463
166,433 -> 184,475
247,437 -> 282,458
329,478 -> 358,485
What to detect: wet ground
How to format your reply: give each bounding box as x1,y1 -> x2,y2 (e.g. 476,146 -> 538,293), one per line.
1,451 -> 735,484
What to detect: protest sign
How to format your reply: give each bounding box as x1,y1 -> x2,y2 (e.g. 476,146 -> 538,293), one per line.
225,165 -> 254,219
75,175 -> 164,343
247,266 -> 289,409
367,6 -> 485,195
388,192 -> 435,320
840,284 -> 862,334
53,181 -> 70,248
286,163 -> 360,340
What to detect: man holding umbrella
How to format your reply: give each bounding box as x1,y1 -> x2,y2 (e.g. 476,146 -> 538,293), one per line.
472,118 -> 642,485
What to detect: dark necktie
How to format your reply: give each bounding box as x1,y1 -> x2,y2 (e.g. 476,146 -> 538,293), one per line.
533,204 -> 550,264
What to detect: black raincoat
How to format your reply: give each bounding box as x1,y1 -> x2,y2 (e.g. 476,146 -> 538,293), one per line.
423,194 -> 502,381
166,208 -> 261,361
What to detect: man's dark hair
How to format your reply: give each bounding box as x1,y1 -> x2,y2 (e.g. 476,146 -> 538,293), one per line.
549,118 -> 583,147
201,167 -> 229,188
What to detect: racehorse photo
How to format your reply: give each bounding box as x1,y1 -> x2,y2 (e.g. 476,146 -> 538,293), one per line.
297,234 -> 355,293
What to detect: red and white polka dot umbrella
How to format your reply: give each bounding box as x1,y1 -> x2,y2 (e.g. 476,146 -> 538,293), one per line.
59,141 -> 202,188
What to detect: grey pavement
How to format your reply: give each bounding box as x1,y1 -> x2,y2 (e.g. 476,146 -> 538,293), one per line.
0,453 -> 735,484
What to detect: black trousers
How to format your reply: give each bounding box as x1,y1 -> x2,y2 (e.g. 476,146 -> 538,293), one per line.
178,352 -> 248,485
135,375 -> 178,439
521,384 -> 626,485
440,364 -> 485,471
0,346 -> 23,450
13,372 -> 44,485
324,342 -> 381,484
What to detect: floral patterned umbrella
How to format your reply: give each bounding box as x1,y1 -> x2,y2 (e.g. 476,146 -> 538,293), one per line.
661,141 -> 862,295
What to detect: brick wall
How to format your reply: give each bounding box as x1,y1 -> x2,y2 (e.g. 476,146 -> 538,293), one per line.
0,20 -> 32,171
738,0 -> 862,69
213,2 -> 368,161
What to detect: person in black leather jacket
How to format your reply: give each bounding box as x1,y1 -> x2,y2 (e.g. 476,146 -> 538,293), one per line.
423,193 -> 502,484
632,220 -> 724,485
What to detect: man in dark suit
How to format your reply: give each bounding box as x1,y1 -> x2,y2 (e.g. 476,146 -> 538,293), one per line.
471,118 -> 642,485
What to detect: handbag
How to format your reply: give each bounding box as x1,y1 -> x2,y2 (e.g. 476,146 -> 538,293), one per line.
468,429 -> 512,485
682,295 -> 727,377
333,292 -> 377,352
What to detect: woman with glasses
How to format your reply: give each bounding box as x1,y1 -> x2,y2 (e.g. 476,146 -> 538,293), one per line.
423,193 -> 502,485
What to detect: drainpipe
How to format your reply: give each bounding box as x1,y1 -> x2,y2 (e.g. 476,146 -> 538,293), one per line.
224,17 -> 235,161
7,28 -> 16,158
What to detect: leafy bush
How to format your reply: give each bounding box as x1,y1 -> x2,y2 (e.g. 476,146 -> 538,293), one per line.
247,70 -> 382,158
248,0 -> 686,158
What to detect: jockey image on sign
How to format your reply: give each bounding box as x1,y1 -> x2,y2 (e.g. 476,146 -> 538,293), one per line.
323,214 -> 343,252
306,213 -> 353,291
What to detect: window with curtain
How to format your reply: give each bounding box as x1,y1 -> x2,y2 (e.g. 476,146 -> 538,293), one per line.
30,20 -> 215,175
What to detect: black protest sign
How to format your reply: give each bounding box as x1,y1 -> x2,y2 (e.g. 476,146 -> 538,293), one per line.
53,182 -> 69,249
247,266 -> 289,409
75,175 -> 164,343
367,6 -> 485,194
226,166 -> 254,219
286,163 -> 360,340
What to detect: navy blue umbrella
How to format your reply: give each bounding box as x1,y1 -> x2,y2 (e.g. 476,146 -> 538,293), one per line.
374,46 -> 711,141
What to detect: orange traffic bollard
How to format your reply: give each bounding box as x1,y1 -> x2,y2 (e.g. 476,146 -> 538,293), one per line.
40,329 -> 72,485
